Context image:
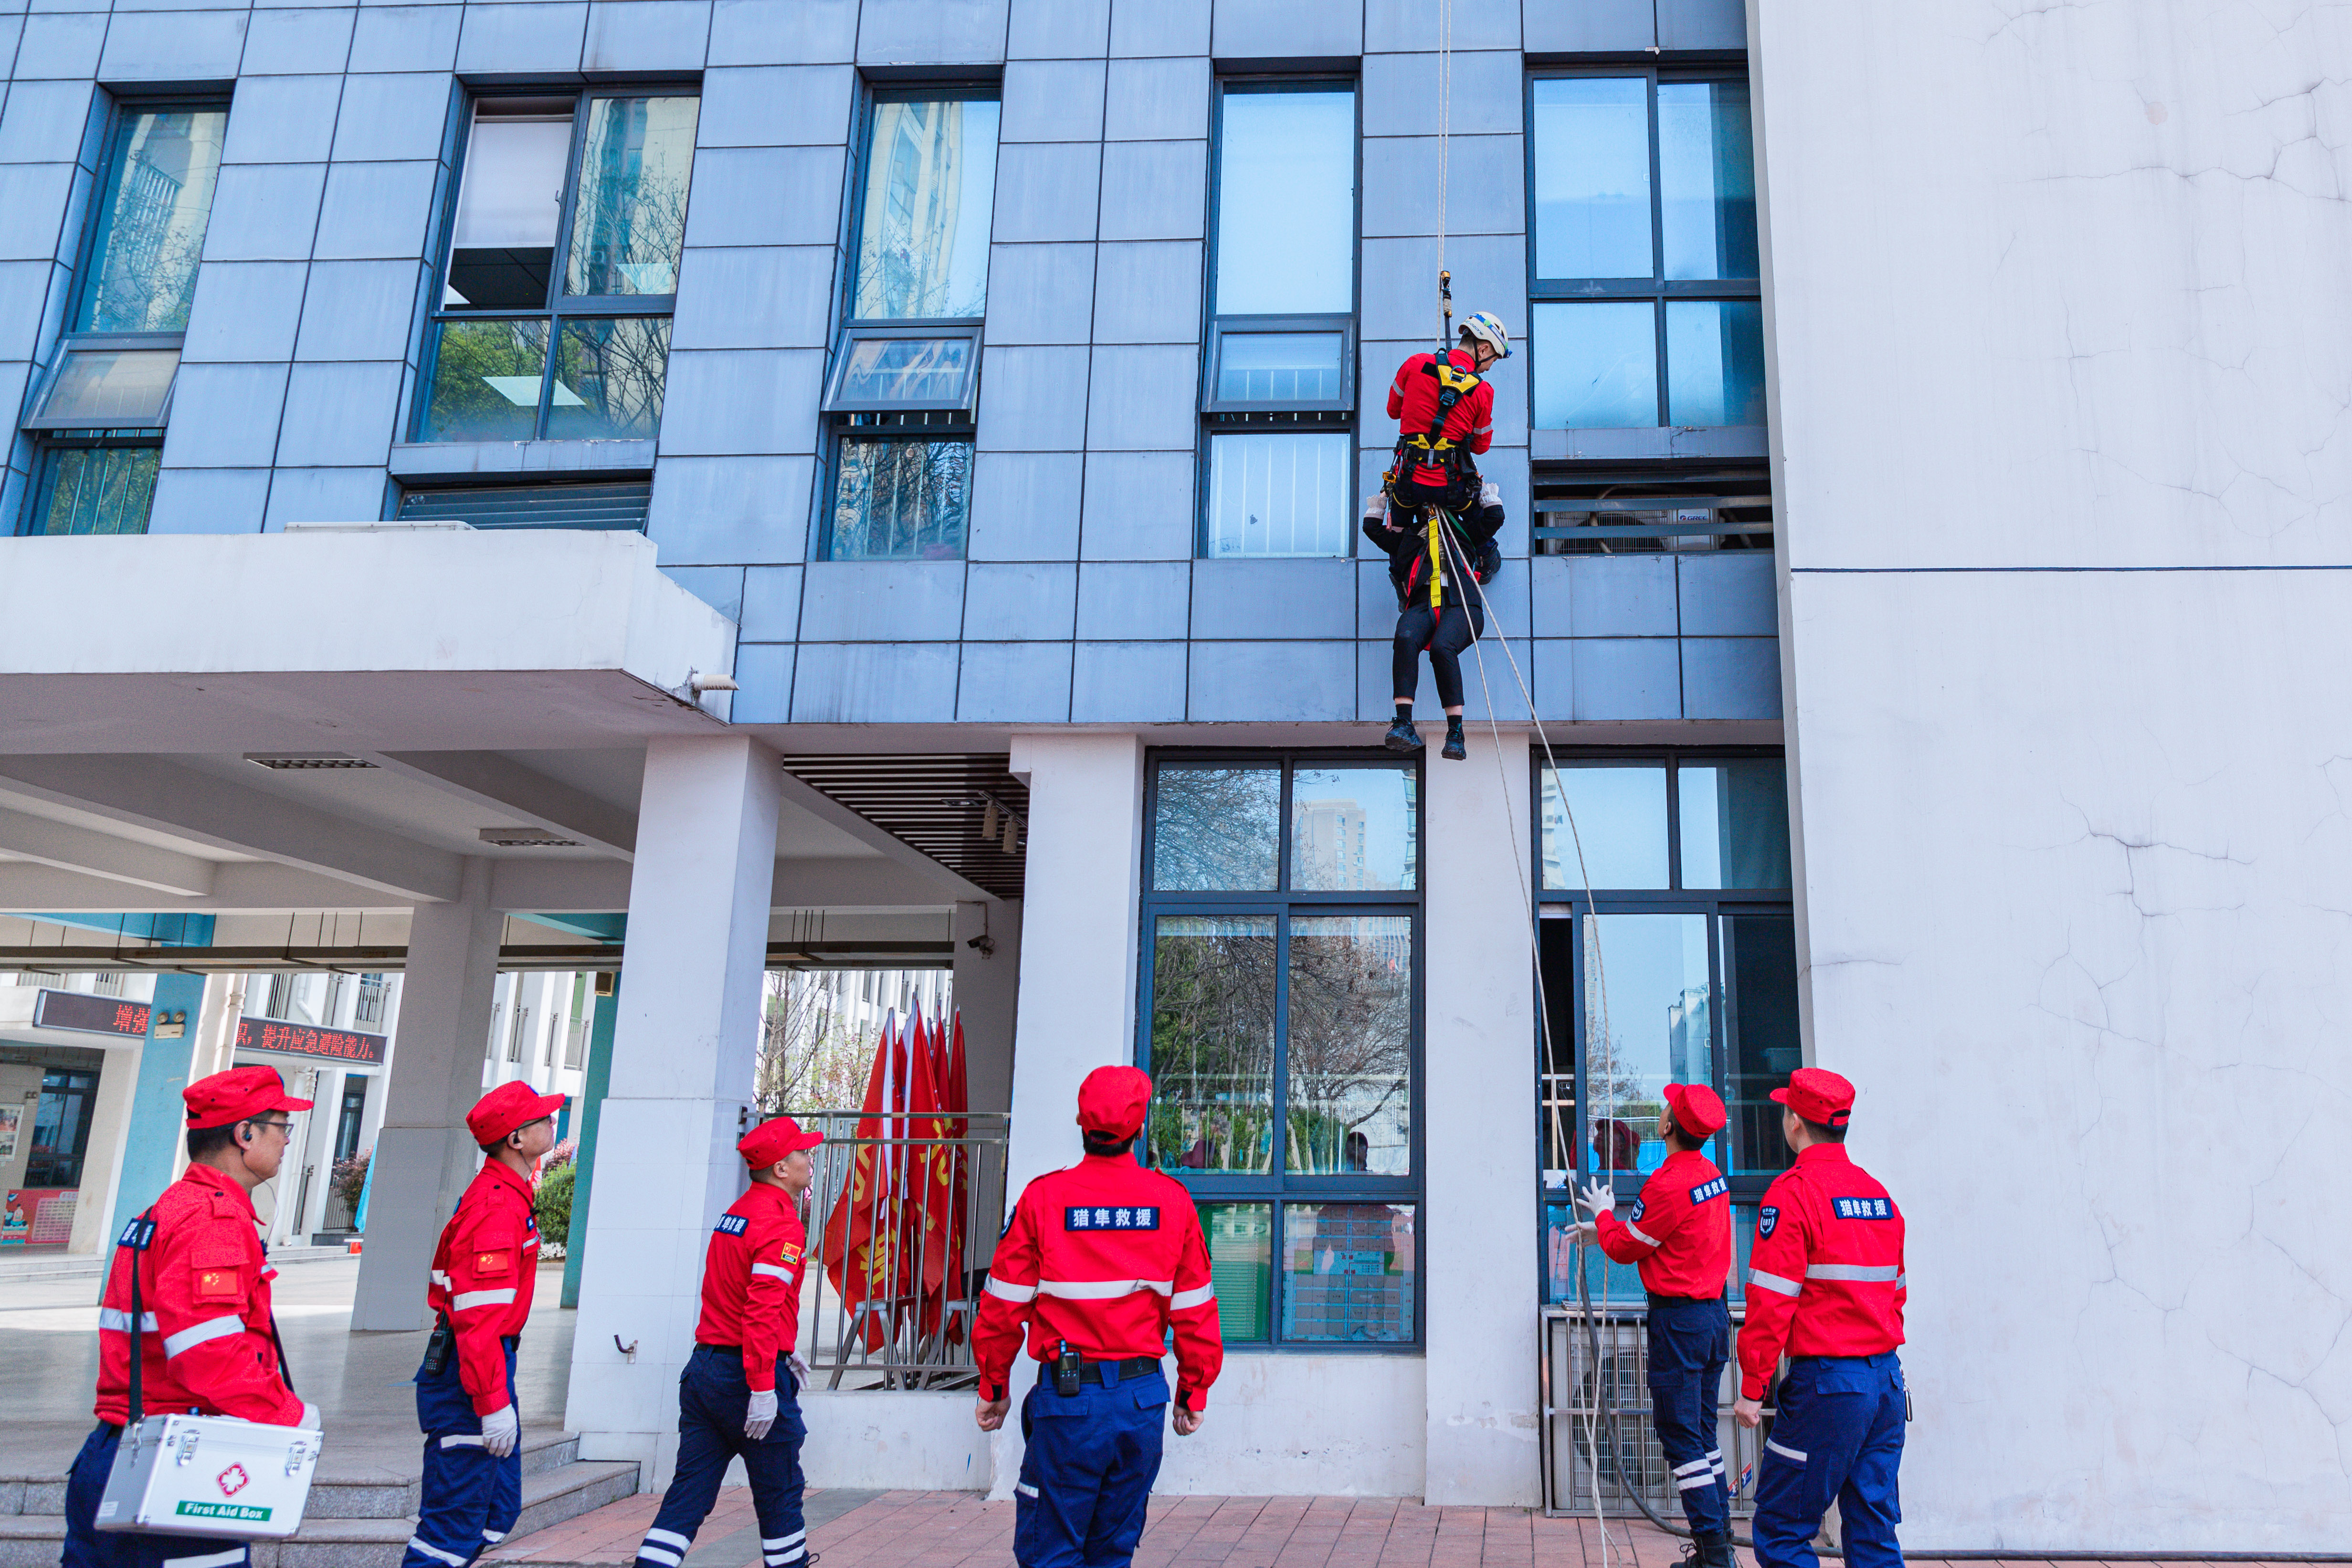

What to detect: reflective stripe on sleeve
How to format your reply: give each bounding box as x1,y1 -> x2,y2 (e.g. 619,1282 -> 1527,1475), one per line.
431,1270 -> 452,1290
160,1549 -> 247,1568
161,1315 -> 247,1358
1747,1268 -> 1801,1297
1895,1272 -> 1906,1290
451,1288 -> 518,1311
98,1308 -> 158,1333
750,1263 -> 791,1280
1036,1278 -> 1172,1300
1624,1221 -> 1661,1248
1765,1439 -> 1808,1463
983,1276 -> 1037,1303
1805,1263 -> 1900,1283
1169,1284 -> 1215,1310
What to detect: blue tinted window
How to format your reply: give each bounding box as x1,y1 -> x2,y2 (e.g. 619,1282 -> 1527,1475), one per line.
853,98 -> 1000,321
1531,78 -> 1652,281
1215,90 -> 1355,315
1532,302 -> 1657,429
1658,82 -> 1758,282
1666,301 -> 1765,426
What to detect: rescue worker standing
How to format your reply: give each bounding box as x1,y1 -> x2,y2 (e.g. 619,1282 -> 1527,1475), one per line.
631,1116 -> 825,1568
1377,312 -> 1509,759
402,1081 -> 562,1568
1733,1069 -> 1908,1568
65,1066 -> 322,1568
1573,1083 -> 1735,1568
972,1066 -> 1223,1568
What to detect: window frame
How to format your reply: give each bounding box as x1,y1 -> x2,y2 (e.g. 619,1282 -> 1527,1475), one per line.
1196,76 -> 1364,559
1138,748 -> 1426,1352
415,84 -> 698,444
1523,65 -> 1761,431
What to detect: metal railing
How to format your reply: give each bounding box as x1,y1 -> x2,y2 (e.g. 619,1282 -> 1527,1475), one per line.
791,1109 -> 1010,1391
1540,1300 -> 1769,1521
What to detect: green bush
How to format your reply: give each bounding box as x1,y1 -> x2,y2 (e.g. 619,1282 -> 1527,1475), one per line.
534,1160 -> 575,1247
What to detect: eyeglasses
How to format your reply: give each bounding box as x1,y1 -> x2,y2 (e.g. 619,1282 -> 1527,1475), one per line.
243,1118 -> 295,1137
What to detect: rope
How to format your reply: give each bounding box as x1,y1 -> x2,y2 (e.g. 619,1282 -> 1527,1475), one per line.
1435,0 -> 1452,344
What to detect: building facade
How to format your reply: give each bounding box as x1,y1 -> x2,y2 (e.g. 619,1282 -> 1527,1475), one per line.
0,0 -> 2344,1551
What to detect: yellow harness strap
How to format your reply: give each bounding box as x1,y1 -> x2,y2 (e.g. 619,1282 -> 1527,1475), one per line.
1426,510 -> 1445,610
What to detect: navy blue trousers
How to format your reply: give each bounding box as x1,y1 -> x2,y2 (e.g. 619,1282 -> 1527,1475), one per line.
1753,1353 -> 1906,1568
1014,1367 -> 1168,1568
636,1345 -> 809,1568
63,1423 -> 251,1568
402,1338 -> 521,1568
1646,1298 -> 1730,1535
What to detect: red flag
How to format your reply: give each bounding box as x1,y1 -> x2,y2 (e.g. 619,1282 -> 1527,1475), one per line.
938,1010 -> 970,1340
900,1004 -> 955,1306
823,1011 -> 905,1350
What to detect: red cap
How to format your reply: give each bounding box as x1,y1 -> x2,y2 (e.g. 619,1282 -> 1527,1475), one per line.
183,1065 -> 312,1130
1772,1067 -> 1855,1127
1663,1082 -> 1727,1139
1077,1065 -> 1152,1140
739,1115 -> 823,1168
468,1081 -> 566,1145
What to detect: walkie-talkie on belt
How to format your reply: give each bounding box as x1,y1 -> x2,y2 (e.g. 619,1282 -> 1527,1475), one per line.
1053,1341 -> 1082,1397
422,1315 -> 454,1377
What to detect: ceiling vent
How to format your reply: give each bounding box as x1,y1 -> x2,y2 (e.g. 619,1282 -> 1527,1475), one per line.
244,753 -> 377,770
478,826 -> 583,848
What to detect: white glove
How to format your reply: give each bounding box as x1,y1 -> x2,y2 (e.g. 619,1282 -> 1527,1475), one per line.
479,1403 -> 519,1458
1479,480 -> 1501,509
1579,1180 -> 1615,1220
787,1354 -> 811,1389
744,1387 -> 779,1441
297,1401 -> 323,1431
1363,491 -> 1388,521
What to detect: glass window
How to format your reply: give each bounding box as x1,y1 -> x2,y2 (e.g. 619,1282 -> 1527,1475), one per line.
29,347 -> 179,429
1678,760 -> 1791,889
1148,915 -> 1277,1175
1285,916 -> 1411,1175
1204,431 -> 1350,558
1722,913 -> 1799,1179
1153,766 -> 1282,891
1529,72 -> 1761,431
422,93 -> 693,444
852,97 -> 1000,321
1541,763 -> 1670,890
1214,90 -> 1355,316
1214,332 -> 1347,405
1199,1201 -> 1273,1344
79,108 -> 228,334
823,333 -> 981,412
27,445 -> 160,535
1583,913 -> 1713,1177
828,436 -> 971,560
1281,1202 -> 1415,1342
1289,766 -> 1417,892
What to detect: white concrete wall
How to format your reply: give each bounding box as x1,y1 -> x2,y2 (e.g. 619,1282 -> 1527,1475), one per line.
1756,0 -> 2352,1548
799,1392 -> 995,1493
1154,1355 -> 1428,1498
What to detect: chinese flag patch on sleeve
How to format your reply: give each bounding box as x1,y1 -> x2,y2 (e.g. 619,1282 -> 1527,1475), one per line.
194,1267 -> 242,1302
779,1243 -> 803,1265
474,1250 -> 512,1276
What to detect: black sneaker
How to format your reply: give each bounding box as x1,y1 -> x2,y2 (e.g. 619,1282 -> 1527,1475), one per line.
1441,722 -> 1467,760
1384,717 -> 1423,752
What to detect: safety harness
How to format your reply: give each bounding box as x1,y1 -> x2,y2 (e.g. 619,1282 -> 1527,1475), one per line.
1386,356 -> 1485,515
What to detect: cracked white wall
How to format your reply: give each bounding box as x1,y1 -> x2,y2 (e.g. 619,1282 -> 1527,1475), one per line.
1755,0 -> 2352,1548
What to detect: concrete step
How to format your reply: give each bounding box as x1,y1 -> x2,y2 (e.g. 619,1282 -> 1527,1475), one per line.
0,1458 -> 640,1568
0,1434 -> 582,1520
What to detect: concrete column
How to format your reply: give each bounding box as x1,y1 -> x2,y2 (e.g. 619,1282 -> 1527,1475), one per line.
66,1042 -> 143,1256
560,978 -> 619,1308
1421,729 -> 1541,1505
172,975 -> 248,1184
353,858 -> 501,1330
99,972 -> 209,1247
566,736 -> 780,1482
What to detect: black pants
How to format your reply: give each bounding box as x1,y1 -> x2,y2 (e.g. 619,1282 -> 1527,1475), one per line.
1392,601 -> 1485,709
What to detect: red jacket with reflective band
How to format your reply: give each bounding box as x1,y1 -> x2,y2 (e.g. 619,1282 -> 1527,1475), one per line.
1387,347 -> 1496,484
972,1155 -> 1223,1410
424,1160 -> 541,1416
695,1181 -> 808,1392
95,1163 -> 304,1426
1735,1143 -> 1906,1399
1593,1149 -> 1731,1299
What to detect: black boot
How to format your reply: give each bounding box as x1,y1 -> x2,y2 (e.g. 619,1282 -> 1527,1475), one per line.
1688,1528 -> 1732,1568
1384,715 -> 1423,752
1440,718 -> 1467,759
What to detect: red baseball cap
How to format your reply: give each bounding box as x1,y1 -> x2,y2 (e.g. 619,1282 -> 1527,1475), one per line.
1077,1065 -> 1153,1140
184,1065 -> 312,1130
1663,1082 -> 1727,1139
468,1081 -> 566,1145
1772,1067 -> 1855,1127
740,1115 -> 823,1168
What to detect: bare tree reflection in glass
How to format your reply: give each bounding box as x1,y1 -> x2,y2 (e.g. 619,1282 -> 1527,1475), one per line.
1285,916 -> 1412,1175
1147,916 -> 1276,1174
1151,767 -> 1280,891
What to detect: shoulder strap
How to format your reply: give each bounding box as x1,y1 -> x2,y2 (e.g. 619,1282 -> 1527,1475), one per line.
120,1207 -> 157,1424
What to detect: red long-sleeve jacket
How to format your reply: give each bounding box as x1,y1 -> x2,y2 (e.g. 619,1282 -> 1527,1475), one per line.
1387,347 -> 1496,484
424,1160 -> 541,1416
695,1181 -> 807,1392
1593,1149 -> 1732,1299
95,1164 -> 304,1426
973,1155 -> 1223,1411
1736,1143 -> 1907,1400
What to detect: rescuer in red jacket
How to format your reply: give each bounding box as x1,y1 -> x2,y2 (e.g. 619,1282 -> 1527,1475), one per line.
630,1115 -> 825,1568
401,1081 -> 562,1568
1734,1069 -> 1908,1568
64,1065 -> 321,1568
973,1066 -> 1222,1568
1574,1082 -> 1735,1566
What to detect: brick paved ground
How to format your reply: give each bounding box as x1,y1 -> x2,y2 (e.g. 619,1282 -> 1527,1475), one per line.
489,1487 -> 2320,1568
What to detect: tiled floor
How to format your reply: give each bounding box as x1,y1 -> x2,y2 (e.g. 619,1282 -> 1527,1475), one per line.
491,1489 -> 2320,1568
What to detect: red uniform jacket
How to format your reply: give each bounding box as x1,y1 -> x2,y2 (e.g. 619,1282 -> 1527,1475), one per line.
1387,347 -> 1496,484
973,1154 -> 1223,1410
1736,1143 -> 1907,1400
95,1164 -> 303,1426
1593,1149 -> 1731,1299
694,1181 -> 808,1392
424,1160 -> 541,1416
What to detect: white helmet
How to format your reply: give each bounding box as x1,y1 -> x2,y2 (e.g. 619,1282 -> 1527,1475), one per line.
1460,311 -> 1510,358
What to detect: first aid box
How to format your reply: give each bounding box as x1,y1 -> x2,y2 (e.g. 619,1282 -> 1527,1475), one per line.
95,1414 -> 323,1540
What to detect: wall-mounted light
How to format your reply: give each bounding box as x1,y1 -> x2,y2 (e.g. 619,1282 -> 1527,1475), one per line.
153,1010 -> 188,1040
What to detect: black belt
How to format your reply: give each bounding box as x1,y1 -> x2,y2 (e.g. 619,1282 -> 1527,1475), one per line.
1052,1355 -> 1161,1389
1647,1291 -> 1726,1309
